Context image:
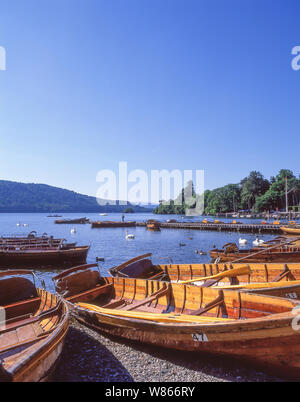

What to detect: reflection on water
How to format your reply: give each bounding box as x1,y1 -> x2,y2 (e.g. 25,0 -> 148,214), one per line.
0,212 -> 277,291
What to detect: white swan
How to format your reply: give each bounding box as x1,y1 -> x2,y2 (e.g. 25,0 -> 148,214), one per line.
125,230 -> 135,239
70,228 -> 76,234
253,237 -> 264,246
239,238 -> 247,245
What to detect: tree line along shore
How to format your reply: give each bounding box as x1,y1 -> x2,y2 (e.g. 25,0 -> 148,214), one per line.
153,169 -> 300,216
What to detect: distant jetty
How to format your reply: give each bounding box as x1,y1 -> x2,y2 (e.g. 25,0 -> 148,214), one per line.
136,221 -> 283,234
91,221 -> 136,228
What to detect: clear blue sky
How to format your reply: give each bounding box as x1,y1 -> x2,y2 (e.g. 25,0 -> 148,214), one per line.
0,0 -> 299,199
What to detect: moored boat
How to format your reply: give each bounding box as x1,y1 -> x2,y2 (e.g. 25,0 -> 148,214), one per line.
281,226 -> 300,235
0,245 -> 89,266
108,253 -> 300,285
53,264 -> 300,378
0,233 -> 76,249
107,254 -> 300,302
55,217 -> 89,224
209,237 -> 300,263
146,219 -> 161,231
91,221 -> 136,228
0,270 -> 69,382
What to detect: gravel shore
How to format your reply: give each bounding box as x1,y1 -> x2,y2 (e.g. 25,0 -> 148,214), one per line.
53,316 -> 284,382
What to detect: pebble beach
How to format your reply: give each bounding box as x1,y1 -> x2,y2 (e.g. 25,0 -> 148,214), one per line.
53,317 -> 284,383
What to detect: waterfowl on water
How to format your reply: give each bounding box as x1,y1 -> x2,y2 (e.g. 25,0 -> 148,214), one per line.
239,238 -> 247,245
253,237 -> 264,246
126,230 -> 135,239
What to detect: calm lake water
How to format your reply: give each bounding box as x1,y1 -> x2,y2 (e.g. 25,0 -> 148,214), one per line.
0,212 -> 280,291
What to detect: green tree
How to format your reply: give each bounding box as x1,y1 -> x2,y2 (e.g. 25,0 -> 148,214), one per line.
204,184 -> 241,214
153,181 -> 197,215
240,171 -> 269,210
123,207 -> 134,213
254,170 -> 299,211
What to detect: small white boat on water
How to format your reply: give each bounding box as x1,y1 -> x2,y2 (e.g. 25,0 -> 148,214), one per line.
239,238 -> 247,245
99,213 -> 107,216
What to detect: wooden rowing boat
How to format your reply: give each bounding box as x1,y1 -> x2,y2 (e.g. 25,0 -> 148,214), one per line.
210,237 -> 300,263
0,234 -> 76,249
53,265 -> 300,378
109,253 -> 300,282
55,217 -> 89,224
0,270 -> 69,382
107,254 -> 300,299
281,226 -> 300,235
146,220 -> 161,231
0,245 -> 89,266
91,221 -> 136,228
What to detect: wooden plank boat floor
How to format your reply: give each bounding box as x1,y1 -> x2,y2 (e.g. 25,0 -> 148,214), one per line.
88,298 -> 165,314
0,322 -> 44,349
2,338 -> 45,370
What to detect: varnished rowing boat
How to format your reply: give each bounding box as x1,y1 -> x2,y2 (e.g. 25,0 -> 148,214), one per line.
109,253 -> 300,282
91,221 -> 136,228
281,226 -> 300,235
0,270 -> 69,382
108,254 -> 300,299
0,245 -> 89,266
0,233 -> 76,249
209,237 -> 300,263
146,220 -> 161,231
55,217 -> 89,224
53,264 -> 300,378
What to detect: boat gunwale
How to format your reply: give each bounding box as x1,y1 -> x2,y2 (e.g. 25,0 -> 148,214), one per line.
61,276 -> 300,333
1,289 -> 69,381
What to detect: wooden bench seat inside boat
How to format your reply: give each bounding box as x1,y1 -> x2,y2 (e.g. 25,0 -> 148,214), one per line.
55,269 -> 102,298
0,271 -> 69,382
0,322 -> 44,351
0,274 -> 41,321
67,283 -> 113,302
0,276 -> 38,305
3,297 -> 42,322
118,259 -> 154,278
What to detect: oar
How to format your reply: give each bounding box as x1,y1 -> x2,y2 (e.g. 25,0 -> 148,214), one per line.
229,237 -> 300,264
177,265 -> 251,284
214,279 -> 300,291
